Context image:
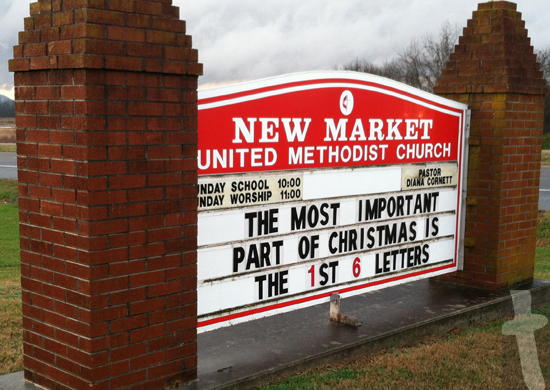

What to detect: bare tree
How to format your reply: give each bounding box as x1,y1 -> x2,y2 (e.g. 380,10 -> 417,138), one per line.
338,21 -> 460,93
397,38 -> 426,90
535,48 -> 550,134
536,48 -> 550,83
397,21 -> 460,92
339,58 -> 404,81
340,24 -> 550,134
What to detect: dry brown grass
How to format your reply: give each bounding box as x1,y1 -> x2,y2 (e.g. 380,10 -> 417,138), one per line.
0,118 -> 14,126
265,311 -> 550,390
0,126 -> 15,144
542,151 -> 550,167
262,324 -> 504,390
501,307 -> 550,390
0,268 -> 22,375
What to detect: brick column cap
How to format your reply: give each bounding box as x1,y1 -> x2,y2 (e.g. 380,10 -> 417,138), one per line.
9,0 -> 203,76
434,0 -> 547,96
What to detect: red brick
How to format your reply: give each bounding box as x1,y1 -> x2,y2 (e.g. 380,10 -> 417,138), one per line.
109,0 -> 135,12
126,14 -> 151,29
75,8 -> 126,26
61,25 -> 102,43
125,102 -> 163,116
147,88 -> 181,102
165,47 -> 197,61
105,56 -> 144,71
152,17 -> 186,33
24,43 -> 47,57
27,130 -> 50,143
9,58 -> 30,72
49,100 -> 74,115
148,118 -> 181,131
163,4 -> 180,19
110,343 -> 147,363
74,39 -> 125,56
108,86 -> 145,101
111,370 -> 146,390
127,43 -> 163,58
148,333 -> 182,352
147,30 -> 176,45
107,26 -> 145,42
130,351 -> 164,370
52,11 -> 74,26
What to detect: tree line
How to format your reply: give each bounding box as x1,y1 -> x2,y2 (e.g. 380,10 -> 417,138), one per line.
0,95 -> 15,118
338,22 -> 550,133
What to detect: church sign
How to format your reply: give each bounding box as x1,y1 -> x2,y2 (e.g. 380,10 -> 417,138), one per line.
197,72 -> 469,332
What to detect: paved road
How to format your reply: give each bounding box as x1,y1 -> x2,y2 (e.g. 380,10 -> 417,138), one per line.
0,152 -> 16,180
539,167 -> 550,210
2,151 -> 550,209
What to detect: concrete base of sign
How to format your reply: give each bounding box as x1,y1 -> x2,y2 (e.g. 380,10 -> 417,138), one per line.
2,279 -> 550,390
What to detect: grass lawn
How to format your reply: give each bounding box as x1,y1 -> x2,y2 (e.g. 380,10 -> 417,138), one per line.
261,211 -> 550,390
262,306 -> 550,390
0,179 -> 21,375
1,178 -> 550,386
0,144 -> 16,153
0,180 -> 18,205
0,204 -> 19,268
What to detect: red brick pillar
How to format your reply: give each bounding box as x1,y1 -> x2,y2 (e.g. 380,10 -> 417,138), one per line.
434,1 -> 547,289
9,1 -> 201,389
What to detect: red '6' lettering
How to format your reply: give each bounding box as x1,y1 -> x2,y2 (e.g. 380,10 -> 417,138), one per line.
353,258 -> 361,278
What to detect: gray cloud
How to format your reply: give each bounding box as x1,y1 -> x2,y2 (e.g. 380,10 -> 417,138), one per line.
176,0 -> 550,86
1,0 -> 550,92
0,1 -> 29,91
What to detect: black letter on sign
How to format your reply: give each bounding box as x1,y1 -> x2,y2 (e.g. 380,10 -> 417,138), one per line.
244,212 -> 257,238
328,261 -> 339,283
280,270 -> 289,294
298,236 -> 310,260
319,263 -> 329,286
233,247 -> 245,273
431,217 -> 439,237
291,206 -> 306,231
255,275 -> 267,300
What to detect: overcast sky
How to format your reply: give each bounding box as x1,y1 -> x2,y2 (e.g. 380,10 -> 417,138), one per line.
0,0 -> 550,99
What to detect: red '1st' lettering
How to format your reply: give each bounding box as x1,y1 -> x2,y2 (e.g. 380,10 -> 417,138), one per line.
308,265 -> 315,287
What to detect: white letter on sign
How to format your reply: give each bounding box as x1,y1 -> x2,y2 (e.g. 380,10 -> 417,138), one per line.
349,119 -> 367,141
259,118 -> 280,143
386,119 -> 403,141
324,119 -> 348,141
282,118 -> 311,142
405,119 -> 419,140
420,119 -> 433,140
233,118 -> 257,143
368,119 -> 384,141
